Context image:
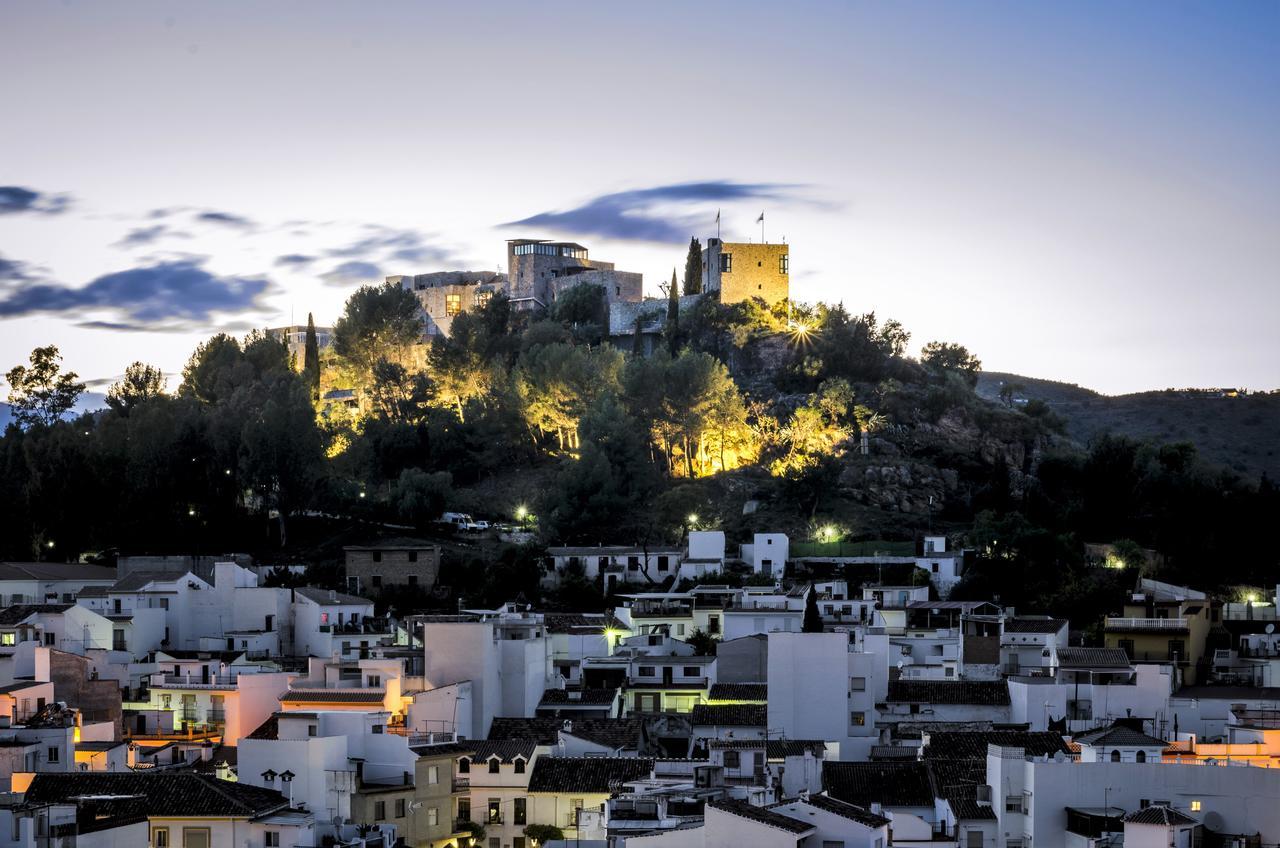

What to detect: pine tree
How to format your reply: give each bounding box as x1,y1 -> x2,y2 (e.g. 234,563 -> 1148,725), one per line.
802,584 -> 823,632
303,312 -> 321,401
665,269 -> 680,356
682,237 -> 703,295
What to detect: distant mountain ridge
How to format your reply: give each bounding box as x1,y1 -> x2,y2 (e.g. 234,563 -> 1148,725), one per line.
977,372 -> 1280,480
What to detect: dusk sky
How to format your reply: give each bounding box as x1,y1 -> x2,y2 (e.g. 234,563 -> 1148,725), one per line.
3,1 -> 1277,395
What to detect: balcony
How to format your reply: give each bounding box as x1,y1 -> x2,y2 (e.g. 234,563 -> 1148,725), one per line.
452,777 -> 470,792
152,674 -> 240,689
1105,617 -> 1189,632
207,709 -> 226,724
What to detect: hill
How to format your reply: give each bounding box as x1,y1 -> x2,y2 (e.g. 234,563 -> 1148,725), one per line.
977,372 -> 1280,480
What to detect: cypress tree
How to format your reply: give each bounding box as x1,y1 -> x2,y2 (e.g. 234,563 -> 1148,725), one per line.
303,312 -> 321,401
682,237 -> 703,295
802,584 -> 823,632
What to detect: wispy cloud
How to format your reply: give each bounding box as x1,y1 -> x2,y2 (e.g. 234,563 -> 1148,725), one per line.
113,224 -> 192,248
503,180 -> 821,243
320,260 -> 384,286
327,226 -> 452,266
0,254 -> 44,284
0,185 -> 72,215
274,253 -> 315,267
194,210 -> 256,229
0,259 -> 274,328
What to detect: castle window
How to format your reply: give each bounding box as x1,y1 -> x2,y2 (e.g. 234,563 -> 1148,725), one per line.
719,253 -> 732,273
445,294 -> 462,316
780,254 -> 789,274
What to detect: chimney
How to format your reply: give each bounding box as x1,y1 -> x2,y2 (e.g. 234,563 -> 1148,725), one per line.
200,740 -> 214,762
329,590 -> 337,603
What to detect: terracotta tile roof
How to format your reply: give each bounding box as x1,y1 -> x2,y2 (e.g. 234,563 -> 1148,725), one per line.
709,799 -> 814,834
923,731 -> 1070,760
245,714 -> 279,740
539,688 -> 619,706
1004,617 -> 1068,634
886,680 -> 1010,706
1074,724 -> 1168,748
949,798 -> 998,820
486,717 -> 644,751
707,683 -> 767,702
527,756 -> 653,793
1056,647 -> 1132,668
469,739 -> 537,763
25,773 -> 290,818
1124,805 -> 1198,826
279,689 -> 384,704
823,762 -> 936,808
779,794 -> 891,828
691,704 -> 766,727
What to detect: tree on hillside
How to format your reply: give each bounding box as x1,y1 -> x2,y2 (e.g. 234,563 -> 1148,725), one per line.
552,282 -> 607,345
665,269 -> 680,355
5,346 -> 86,428
179,334 -> 245,404
303,313 -> 321,401
683,237 -> 703,295
369,359 -> 432,423
517,343 -> 624,450
542,392 -> 657,542
332,282 -> 424,382
238,376 -> 323,546
106,361 -> 166,415
921,341 -> 982,387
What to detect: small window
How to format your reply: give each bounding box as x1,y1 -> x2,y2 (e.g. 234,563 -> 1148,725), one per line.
427,765 -> 439,785
371,575 -> 382,589
372,724 -> 384,734
153,828 -> 170,848
723,750 -> 741,768
489,758 -> 500,774
683,666 -> 700,677
657,556 -> 669,572
514,758 -> 525,774
408,550 -> 418,562
265,834 -> 280,848
780,254 -> 789,274
639,666 -> 656,677
967,832 -> 983,848
307,724 -> 317,737
1136,750 -> 1147,763
427,807 -> 439,826
375,801 -> 386,820
850,711 -> 865,726
719,253 -> 732,273
408,574 -> 419,587
183,829 -> 211,848
372,551 -> 382,563
445,293 -> 462,316
395,798 -> 406,818
1110,750 -> 1121,762
850,676 -> 867,691
1190,800 -> 1202,812
458,757 -> 470,773
46,746 -> 59,763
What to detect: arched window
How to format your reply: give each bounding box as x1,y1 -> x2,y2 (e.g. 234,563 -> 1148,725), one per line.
1110,750 -> 1121,762
458,757 -> 470,774
1136,750 -> 1147,763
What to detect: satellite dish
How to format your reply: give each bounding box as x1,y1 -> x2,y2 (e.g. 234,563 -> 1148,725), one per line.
1266,624 -> 1275,634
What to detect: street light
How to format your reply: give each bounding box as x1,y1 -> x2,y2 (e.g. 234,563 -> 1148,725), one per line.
687,513 -> 699,527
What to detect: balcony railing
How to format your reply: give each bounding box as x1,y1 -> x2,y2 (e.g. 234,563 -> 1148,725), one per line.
207,709 -> 226,724
1105,617 -> 1189,631
452,777 -> 470,792
153,674 -> 240,688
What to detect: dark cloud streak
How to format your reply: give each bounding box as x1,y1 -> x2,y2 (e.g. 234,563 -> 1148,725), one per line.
0,260 -> 274,327
504,180 -> 820,243
0,185 -> 72,215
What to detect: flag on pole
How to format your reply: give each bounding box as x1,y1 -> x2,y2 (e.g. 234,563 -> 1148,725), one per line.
756,211 -> 765,224
715,209 -> 720,224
